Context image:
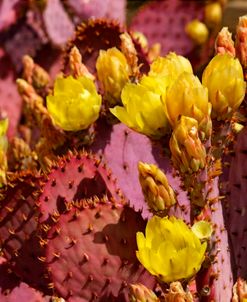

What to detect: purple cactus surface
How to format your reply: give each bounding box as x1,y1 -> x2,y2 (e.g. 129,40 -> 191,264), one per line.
91,122 -> 190,222
225,126 -> 247,279
44,201 -> 156,301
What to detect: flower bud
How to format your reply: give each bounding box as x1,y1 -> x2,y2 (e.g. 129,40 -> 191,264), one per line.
202,53 -> 246,119
185,20 -> 209,45
166,72 -> 211,138
138,162 -> 177,214
69,46 -> 94,80
165,282 -> 193,302
232,278 -> 247,302
236,16 -> 247,70
47,75 -> 101,131
192,221 -> 213,240
96,47 -> 130,106
129,283 -> 159,302
169,116 -> 206,174
215,27 -> 236,57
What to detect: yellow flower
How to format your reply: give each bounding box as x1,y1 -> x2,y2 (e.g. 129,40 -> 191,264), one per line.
47,75 -> 101,131
149,52 -> 193,83
110,82 -> 169,138
169,116 -> 206,174
140,74 -> 170,97
202,53 -> 246,119
0,118 -> 8,187
185,20 -> 209,45
138,162 -> 177,213
96,47 -> 130,106
136,216 -> 207,283
166,72 -> 211,138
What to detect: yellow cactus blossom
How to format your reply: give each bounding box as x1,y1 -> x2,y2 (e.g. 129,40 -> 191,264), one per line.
47,75 -> 101,131
166,72 -> 211,138
140,74 -> 170,97
192,221 -> 213,240
136,216 -> 207,283
169,116 -> 206,174
149,52 -> 193,84
138,162 -> 177,213
110,82 -> 169,138
0,118 -> 8,187
202,53 -> 246,119
96,47 -> 130,106
185,20 -> 209,45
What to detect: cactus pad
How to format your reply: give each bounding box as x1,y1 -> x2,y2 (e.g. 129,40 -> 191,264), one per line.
45,201 -> 155,301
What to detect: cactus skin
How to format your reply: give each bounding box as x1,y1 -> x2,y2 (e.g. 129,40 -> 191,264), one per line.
130,0 -> 214,70
224,126 -> 247,278
63,19 -> 149,75
0,171 -> 50,292
38,151 -> 125,223
92,122 -> 191,222
44,201 -> 156,301
195,178 -> 233,301
0,259 -> 48,302
0,0 -> 26,31
65,0 -> 126,25
130,0 -> 204,56
43,0 -> 74,47
0,49 -> 22,138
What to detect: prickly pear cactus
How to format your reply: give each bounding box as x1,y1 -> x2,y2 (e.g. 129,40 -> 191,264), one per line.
44,201 -> 155,301
1,12 -> 247,302
224,126 -> 247,278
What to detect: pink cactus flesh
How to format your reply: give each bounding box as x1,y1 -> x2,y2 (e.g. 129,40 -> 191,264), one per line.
44,201 -> 156,301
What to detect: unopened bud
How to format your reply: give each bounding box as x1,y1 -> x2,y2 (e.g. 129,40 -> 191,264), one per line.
165,282 -> 193,302
69,46 -> 95,80
215,27 -> 235,57
169,116 -> 206,174
132,31 -> 149,52
138,162 -> 177,214
232,278 -> 247,302
120,32 -> 139,76
22,55 -> 50,89
236,15 -> 247,71
129,283 -> 159,302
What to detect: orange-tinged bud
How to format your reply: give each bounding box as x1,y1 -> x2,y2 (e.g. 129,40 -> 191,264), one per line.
138,162 -> 177,214
169,116 -> 206,174
215,27 -> 236,57
164,282 -> 193,302
129,283 -> 159,302
236,15 -> 247,70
